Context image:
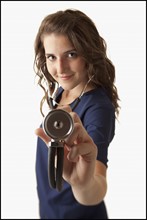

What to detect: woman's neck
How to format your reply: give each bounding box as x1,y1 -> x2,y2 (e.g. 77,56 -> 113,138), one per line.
59,83 -> 94,106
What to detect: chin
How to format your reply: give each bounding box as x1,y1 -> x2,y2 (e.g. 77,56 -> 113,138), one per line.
60,82 -> 76,90
61,86 -> 72,91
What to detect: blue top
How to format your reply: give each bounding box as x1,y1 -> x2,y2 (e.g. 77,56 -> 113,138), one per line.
36,87 -> 115,219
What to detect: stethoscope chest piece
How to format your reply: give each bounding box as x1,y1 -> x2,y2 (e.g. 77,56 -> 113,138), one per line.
43,109 -> 74,140
43,109 -> 74,191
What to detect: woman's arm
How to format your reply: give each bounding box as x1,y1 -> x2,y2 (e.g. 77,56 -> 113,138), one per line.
35,108 -> 107,205
71,160 -> 107,205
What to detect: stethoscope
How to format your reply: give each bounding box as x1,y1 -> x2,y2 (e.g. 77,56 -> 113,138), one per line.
41,70 -> 94,191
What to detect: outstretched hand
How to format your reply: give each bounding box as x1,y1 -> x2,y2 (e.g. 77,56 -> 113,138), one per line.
35,106 -> 97,189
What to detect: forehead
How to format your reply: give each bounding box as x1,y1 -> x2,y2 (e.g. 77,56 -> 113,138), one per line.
43,33 -> 74,53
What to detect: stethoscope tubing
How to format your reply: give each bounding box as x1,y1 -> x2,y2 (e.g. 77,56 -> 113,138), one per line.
41,69 -> 94,191
48,146 -> 64,191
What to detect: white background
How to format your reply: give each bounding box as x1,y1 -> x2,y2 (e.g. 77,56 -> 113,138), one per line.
1,1 -> 146,219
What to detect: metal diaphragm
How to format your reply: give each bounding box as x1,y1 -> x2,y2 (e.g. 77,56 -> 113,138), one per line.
43,109 -> 74,140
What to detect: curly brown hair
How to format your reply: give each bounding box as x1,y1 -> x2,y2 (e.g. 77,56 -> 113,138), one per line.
34,9 -> 120,117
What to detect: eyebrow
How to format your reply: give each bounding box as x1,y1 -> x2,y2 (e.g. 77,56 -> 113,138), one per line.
45,49 -> 77,56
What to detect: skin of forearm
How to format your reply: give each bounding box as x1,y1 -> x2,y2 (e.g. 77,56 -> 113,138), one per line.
71,174 -> 107,206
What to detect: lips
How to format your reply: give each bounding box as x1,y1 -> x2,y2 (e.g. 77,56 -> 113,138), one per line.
60,75 -> 73,80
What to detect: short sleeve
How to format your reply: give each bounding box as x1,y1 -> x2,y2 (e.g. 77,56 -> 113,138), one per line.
83,104 -> 115,166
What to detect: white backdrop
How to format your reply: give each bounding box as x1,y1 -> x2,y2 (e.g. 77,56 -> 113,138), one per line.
1,1 -> 146,219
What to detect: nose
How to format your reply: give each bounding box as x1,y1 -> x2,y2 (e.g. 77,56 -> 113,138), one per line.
57,58 -> 68,74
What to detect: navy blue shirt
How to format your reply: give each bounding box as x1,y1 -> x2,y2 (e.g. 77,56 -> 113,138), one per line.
36,87 -> 115,219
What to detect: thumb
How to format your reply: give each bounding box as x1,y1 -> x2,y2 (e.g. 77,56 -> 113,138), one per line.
35,128 -> 51,145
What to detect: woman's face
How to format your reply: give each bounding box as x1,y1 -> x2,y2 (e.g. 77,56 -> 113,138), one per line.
43,33 -> 88,92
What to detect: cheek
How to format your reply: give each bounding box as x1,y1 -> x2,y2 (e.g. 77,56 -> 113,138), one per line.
72,59 -> 86,71
46,63 -> 55,76
76,59 -> 87,73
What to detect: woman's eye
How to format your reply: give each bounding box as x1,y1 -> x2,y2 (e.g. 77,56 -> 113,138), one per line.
68,52 -> 77,58
46,55 -> 56,61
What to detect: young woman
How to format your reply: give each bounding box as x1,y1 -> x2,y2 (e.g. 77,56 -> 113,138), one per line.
34,9 -> 120,219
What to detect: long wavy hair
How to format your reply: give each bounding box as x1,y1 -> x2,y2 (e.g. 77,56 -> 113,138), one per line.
34,9 -> 120,117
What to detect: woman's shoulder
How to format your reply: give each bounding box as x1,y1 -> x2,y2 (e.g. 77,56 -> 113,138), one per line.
82,87 -> 113,108
74,87 -> 115,120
